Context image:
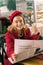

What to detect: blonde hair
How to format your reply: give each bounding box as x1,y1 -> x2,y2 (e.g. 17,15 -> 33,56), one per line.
7,24 -> 14,32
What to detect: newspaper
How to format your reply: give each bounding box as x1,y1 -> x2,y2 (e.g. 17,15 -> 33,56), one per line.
8,39 -> 43,64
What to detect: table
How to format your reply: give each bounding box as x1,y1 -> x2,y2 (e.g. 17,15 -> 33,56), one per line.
20,57 -> 43,65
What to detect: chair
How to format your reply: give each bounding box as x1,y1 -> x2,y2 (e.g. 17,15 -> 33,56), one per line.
0,36 -> 5,65
0,36 -> 12,65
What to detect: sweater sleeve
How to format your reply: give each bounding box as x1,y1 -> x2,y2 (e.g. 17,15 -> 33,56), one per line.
31,33 -> 40,40
5,32 -> 14,57
24,28 -> 40,40
28,28 -> 40,40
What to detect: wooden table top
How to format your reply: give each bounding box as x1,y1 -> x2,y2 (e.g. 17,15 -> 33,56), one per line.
20,57 -> 43,65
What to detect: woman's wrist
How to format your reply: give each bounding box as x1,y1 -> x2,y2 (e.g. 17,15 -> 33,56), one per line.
33,32 -> 40,35
37,32 -> 40,35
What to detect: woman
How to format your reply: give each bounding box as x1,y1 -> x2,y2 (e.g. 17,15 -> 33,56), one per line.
4,10 -> 40,65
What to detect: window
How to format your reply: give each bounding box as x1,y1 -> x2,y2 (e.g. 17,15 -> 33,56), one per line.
0,0 -> 7,6
0,18 -> 10,35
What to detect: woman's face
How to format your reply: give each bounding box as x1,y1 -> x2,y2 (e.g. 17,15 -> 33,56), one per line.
12,15 -> 24,31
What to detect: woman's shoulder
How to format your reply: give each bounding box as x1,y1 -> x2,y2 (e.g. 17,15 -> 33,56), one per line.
5,31 -> 12,35
5,31 -> 13,37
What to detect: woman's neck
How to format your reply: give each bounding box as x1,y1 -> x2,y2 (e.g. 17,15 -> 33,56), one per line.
18,30 -> 21,34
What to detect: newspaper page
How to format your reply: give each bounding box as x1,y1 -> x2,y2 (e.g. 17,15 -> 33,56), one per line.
8,39 -> 43,64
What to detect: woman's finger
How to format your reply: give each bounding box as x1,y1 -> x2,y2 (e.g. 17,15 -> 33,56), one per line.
12,54 -> 18,60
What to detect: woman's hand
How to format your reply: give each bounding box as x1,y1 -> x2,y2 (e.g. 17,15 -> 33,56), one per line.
0,63 -> 2,65
32,24 -> 39,34
11,53 -> 18,61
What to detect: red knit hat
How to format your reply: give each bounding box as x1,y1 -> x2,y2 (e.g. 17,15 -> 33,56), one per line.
10,10 -> 23,23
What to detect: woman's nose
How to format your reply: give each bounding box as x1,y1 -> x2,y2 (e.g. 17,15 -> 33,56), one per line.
18,22 -> 21,25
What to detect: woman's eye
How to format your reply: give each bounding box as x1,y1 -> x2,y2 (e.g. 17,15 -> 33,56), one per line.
20,20 -> 22,23
15,21 -> 18,23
